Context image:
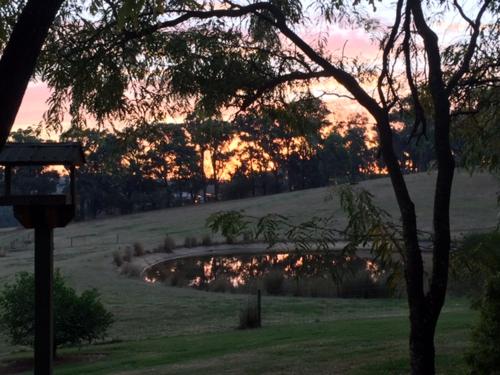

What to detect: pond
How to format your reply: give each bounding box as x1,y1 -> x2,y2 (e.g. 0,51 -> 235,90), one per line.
144,252 -> 394,298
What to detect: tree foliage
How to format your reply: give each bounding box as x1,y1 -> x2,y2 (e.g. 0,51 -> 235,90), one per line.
206,186 -> 413,287
0,271 -> 114,355
466,273 -> 500,374
206,210 -> 251,243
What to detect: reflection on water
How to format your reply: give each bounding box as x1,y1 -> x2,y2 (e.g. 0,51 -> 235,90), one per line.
144,252 -> 393,298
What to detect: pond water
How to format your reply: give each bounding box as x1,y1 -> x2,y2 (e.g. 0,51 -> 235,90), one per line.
144,252 -> 394,298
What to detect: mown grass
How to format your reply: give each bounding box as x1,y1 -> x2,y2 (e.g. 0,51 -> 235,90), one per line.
0,171 -> 496,371
2,310 -> 474,374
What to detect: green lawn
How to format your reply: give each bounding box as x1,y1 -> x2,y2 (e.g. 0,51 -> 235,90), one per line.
2,309 -> 474,374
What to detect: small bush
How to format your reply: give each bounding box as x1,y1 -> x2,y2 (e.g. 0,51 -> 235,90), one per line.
451,231 -> 500,297
120,262 -> 142,278
163,236 -> 176,252
242,231 -> 253,243
184,236 -> 198,248
309,277 -> 335,298
112,251 -> 123,267
133,242 -> 145,257
339,273 -> 391,298
466,273 -> 500,374
208,277 -> 232,293
122,247 -> 133,262
239,303 -> 261,329
201,234 -> 212,246
0,271 -> 113,357
263,270 -> 284,295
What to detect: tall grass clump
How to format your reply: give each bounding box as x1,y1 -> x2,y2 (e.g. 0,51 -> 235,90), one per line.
339,273 -> 392,298
112,250 -> 123,267
263,270 -> 284,295
120,262 -> 142,277
184,236 -> 198,248
208,277 -> 232,293
242,231 -> 253,243
239,302 -> 260,329
201,234 -> 212,246
122,247 -> 133,263
133,242 -> 145,257
163,236 -> 176,252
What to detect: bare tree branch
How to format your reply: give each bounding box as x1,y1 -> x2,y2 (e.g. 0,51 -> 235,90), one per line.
241,70 -> 331,108
446,0 -> 492,93
377,0 -> 404,109
403,3 -> 427,142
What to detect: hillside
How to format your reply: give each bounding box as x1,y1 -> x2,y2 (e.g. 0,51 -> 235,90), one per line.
49,171 -> 500,246
0,171 -> 498,358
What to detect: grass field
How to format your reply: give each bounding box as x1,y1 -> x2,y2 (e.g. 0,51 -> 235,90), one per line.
2,309 -> 474,375
0,171 -> 498,373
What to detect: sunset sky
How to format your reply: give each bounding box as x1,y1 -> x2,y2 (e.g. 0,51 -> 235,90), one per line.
12,4 -> 468,135
13,24 -> 382,135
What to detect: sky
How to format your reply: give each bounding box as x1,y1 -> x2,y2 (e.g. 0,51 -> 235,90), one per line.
12,1 -> 471,135
15,82 -> 51,131
13,18 -> 383,135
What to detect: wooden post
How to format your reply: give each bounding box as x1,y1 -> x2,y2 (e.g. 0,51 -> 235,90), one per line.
69,166 -> 75,204
5,165 -> 11,196
34,221 -> 54,375
257,289 -> 261,327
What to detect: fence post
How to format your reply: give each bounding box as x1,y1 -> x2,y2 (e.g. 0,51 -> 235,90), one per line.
257,289 -> 262,327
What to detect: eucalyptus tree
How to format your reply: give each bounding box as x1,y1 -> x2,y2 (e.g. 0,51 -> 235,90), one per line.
317,131 -> 352,183
235,94 -> 328,192
60,127 -> 132,217
17,0 -> 500,372
135,122 -> 201,205
336,114 -> 375,179
186,119 -> 235,200
234,113 -> 273,196
263,94 -> 329,190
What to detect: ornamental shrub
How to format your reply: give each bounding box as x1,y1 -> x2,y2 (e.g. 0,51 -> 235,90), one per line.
0,271 -> 113,357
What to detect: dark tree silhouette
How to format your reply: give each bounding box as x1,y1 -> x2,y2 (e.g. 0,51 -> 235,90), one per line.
0,0 -> 64,147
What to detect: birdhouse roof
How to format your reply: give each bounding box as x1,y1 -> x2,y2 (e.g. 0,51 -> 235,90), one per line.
0,142 -> 85,166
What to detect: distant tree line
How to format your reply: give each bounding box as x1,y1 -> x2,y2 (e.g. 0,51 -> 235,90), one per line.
1,97 -> 438,223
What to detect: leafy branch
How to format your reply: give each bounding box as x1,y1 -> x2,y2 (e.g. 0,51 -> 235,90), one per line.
205,186 -> 429,285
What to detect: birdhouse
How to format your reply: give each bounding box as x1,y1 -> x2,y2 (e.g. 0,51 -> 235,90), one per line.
0,142 -> 85,228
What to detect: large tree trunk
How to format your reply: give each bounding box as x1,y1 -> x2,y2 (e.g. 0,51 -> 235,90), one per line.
0,0 -> 64,147
409,319 -> 436,374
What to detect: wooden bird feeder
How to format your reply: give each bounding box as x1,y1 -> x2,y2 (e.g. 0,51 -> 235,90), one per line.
0,142 -> 85,375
